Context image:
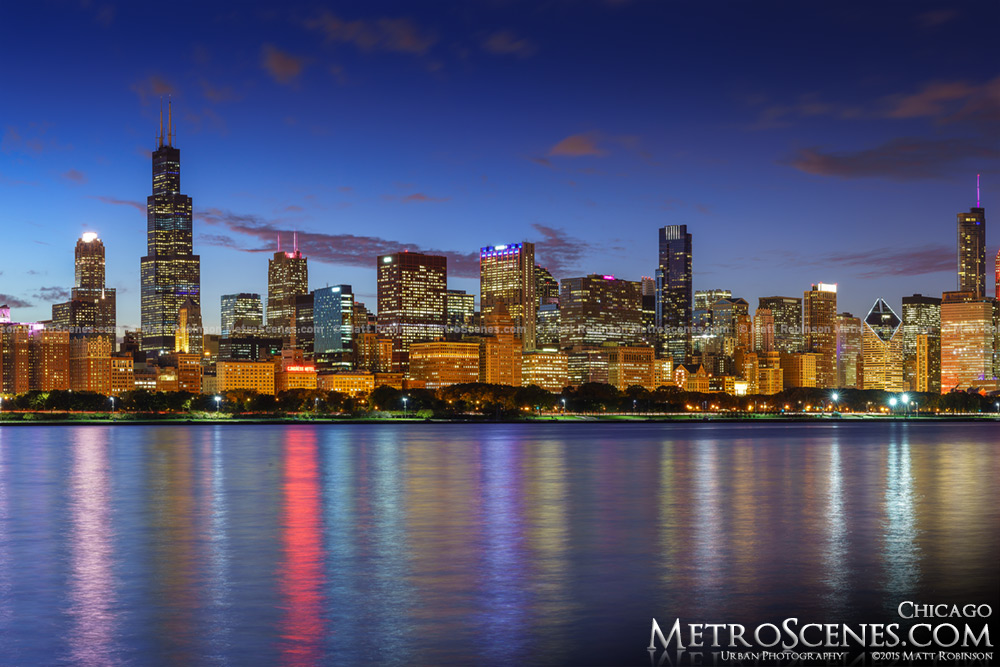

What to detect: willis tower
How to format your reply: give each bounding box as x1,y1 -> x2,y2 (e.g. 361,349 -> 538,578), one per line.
140,101 -> 201,356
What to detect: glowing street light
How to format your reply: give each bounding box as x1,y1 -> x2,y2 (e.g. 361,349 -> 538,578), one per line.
110,396 -> 116,419
561,397 -> 567,413
402,396 -> 408,418
215,395 -> 222,413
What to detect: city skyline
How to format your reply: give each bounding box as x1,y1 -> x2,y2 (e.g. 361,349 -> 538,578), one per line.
1,1 -> 999,332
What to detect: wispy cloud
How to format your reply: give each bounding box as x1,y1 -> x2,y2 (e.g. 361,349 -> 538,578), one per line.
383,192 -> 451,203
530,223 -> 592,276
33,286 -> 71,302
92,196 -> 146,213
1,123 -> 68,155
744,245 -> 954,279
62,168 -> 87,184
0,294 -> 32,309
482,30 -> 536,58
198,207 -> 480,277
261,45 -> 307,85
131,75 -> 176,104
200,80 -> 242,103
785,137 -> 1000,181
304,12 -> 436,55
548,132 -> 607,157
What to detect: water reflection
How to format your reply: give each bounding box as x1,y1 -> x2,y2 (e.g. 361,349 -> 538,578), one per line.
882,429 -> 919,603
0,423 -> 995,666
67,428 -> 117,666
278,427 -> 325,665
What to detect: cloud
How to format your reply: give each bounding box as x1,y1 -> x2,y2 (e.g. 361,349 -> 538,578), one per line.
304,12 -> 435,55
0,294 -> 32,309
383,192 -> 450,203
883,81 -> 979,119
785,137 -> 1000,181
198,207 -> 480,277
548,133 -> 607,157
92,196 -> 146,213
33,286 -> 71,302
883,76 -> 1000,130
482,30 -> 537,58
131,75 -> 176,104
200,80 -> 241,103
530,223 -> 593,276
527,156 -> 553,168
62,169 -> 87,184
261,45 -> 307,85
826,246 -> 955,279
2,123 -> 68,155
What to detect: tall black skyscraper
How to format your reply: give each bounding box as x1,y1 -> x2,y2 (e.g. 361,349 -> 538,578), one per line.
655,224 -> 692,363
140,102 -> 200,356
957,204 -> 986,297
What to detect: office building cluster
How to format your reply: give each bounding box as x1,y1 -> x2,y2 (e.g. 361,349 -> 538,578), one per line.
2,123 -> 999,400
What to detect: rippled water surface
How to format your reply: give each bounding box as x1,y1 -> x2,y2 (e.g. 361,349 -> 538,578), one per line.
0,422 -> 997,665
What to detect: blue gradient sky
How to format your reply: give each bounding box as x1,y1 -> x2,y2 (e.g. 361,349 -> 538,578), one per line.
1,1 -> 998,331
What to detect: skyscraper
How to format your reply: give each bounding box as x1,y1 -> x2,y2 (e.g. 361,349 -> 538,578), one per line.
536,265 -> 560,306
267,238 -> 308,346
804,283 -> 838,388
140,103 -> 200,356
220,293 -> 263,338
901,294 -> 941,392
940,290 -> 996,392
861,299 -> 904,392
52,232 -> 116,340
313,285 -> 354,368
957,204 -> 986,297
835,312 -> 861,389
758,296 -> 803,353
480,242 -> 536,350
656,225 -> 692,363
377,251 -> 447,373
995,248 -> 999,299
559,275 -> 643,348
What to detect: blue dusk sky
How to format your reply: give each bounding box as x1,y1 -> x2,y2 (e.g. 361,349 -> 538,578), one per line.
1,0 -> 998,331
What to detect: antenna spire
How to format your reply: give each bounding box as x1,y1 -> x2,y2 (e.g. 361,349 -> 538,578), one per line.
293,230 -> 298,254
158,98 -> 164,148
167,97 -> 173,146
277,233 -> 281,252
977,173 -> 981,208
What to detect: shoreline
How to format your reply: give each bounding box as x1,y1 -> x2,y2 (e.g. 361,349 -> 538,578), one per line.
1,414 -> 998,426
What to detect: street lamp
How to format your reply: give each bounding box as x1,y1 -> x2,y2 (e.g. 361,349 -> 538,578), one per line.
831,392 -> 839,412
110,396 -> 115,420
633,399 -> 637,415
561,397 -> 567,413
402,396 -> 408,418
889,397 -> 897,414
215,395 -> 222,413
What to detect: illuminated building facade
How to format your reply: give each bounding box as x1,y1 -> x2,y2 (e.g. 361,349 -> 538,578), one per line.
804,283 -> 838,388
836,312 -> 862,389
758,296 -> 803,353
656,225 -> 693,363
779,352 -> 819,388
607,345 -> 656,391
407,341 -> 480,389
275,350 -> 318,393
314,285 -> 354,368
292,293 -> 314,355
753,308 -> 775,352
940,290 -> 997,392
861,299 -> 904,392
110,355 -> 134,396
318,372 -> 375,397
957,206 -> 986,297
220,293 -> 263,338
560,275 -> 642,348
141,104 -> 200,356
52,232 -> 117,341
69,336 -> 112,394
217,360 -> 276,395
480,242 -> 537,350
674,363 -> 709,393
915,333 -> 940,393
173,297 -> 203,355
566,347 -> 611,386
267,245 -> 308,346
376,252 -> 447,373
653,357 -> 674,389
901,294 -> 941,392
535,303 -> 560,348
536,265 -> 560,306
445,289 -> 475,331
695,289 -> 731,312
521,351 -> 569,392
29,329 -> 70,391
479,309 -> 522,386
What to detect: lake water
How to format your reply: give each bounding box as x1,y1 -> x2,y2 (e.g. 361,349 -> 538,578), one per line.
0,422 -> 997,665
